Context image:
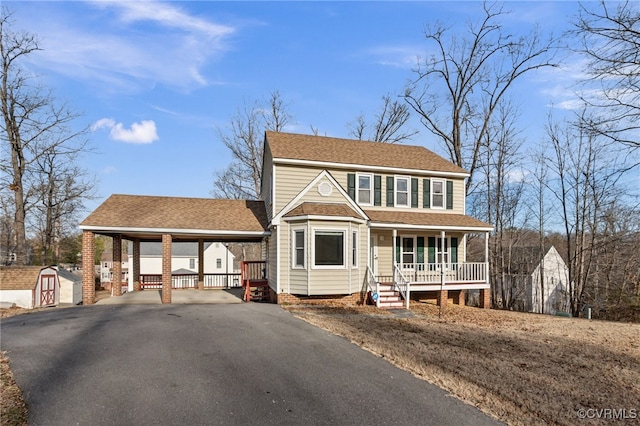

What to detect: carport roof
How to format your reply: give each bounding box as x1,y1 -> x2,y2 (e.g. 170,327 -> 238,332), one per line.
80,194 -> 270,240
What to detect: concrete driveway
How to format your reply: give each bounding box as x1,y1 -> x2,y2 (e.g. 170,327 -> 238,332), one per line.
1,303 -> 502,425
95,288 -> 244,305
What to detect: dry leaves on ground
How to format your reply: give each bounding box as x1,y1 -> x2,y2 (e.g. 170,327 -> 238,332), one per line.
285,302 -> 640,426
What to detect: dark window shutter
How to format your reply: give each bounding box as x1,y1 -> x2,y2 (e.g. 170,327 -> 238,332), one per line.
386,177 -> 394,206
395,237 -> 400,264
374,175 -> 382,206
451,237 -> 458,264
411,178 -> 418,208
417,237 -> 425,264
423,179 -> 430,208
427,237 -> 436,263
446,180 -> 454,210
347,173 -> 355,201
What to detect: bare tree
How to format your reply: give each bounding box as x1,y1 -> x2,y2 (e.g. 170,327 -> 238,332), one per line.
544,109 -> 632,316
573,0 -> 640,149
347,94 -> 417,143
404,2 -> 558,195
212,91 -> 293,199
1,8 -> 94,265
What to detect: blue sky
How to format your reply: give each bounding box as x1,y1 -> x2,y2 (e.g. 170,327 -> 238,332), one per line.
7,1 -> 585,213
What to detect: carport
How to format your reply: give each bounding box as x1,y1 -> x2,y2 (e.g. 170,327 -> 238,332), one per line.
79,194 -> 270,305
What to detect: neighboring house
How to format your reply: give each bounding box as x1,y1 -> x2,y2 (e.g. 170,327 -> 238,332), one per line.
0,266 -> 60,309
506,246 -> 570,315
80,132 -> 493,308
99,251 -> 129,290
126,241 -> 235,290
57,267 -> 83,305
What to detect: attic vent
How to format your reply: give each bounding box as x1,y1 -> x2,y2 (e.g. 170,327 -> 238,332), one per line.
318,181 -> 333,197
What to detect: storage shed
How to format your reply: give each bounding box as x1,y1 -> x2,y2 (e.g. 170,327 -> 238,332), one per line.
57,268 -> 82,305
0,266 -> 60,309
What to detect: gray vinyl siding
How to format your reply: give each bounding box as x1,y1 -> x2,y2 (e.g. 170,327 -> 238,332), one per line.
261,148 -> 274,221
267,232 -> 278,291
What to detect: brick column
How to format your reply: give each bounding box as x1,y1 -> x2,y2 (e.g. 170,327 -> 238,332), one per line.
162,234 -> 172,304
82,231 -> 95,305
112,235 -> 122,296
437,289 -> 448,308
133,238 -> 141,291
479,288 -> 491,309
197,239 -> 204,290
454,290 -> 466,305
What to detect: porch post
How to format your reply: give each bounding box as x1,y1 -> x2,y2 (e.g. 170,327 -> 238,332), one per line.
392,229 -> 397,276
438,230 -> 447,309
197,239 -> 204,290
162,233 -> 172,304
479,231 -> 491,309
133,238 -> 141,291
112,234 -> 122,296
82,231 -> 95,305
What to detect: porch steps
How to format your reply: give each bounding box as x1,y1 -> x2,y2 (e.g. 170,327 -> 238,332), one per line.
375,283 -> 405,309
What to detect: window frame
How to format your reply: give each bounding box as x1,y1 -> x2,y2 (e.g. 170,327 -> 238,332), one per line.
395,176 -> 410,208
356,173 -> 373,206
216,258 -> 222,269
351,230 -> 358,268
312,229 -> 346,270
292,228 -> 306,269
431,179 -> 445,209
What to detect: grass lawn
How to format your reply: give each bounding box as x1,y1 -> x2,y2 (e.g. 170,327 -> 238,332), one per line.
284,302 -> 640,426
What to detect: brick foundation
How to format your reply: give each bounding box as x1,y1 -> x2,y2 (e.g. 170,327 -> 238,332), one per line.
275,291 -> 367,306
437,290 -> 448,310
82,231 -> 95,305
453,290 -> 466,305
479,288 -> 491,309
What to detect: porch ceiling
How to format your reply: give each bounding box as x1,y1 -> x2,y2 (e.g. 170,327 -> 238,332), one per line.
80,194 -> 270,241
364,209 -> 493,232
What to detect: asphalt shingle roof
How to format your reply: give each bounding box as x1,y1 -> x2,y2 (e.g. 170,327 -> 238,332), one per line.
0,266 -> 44,290
266,131 -> 468,174
80,195 -> 269,232
364,210 -> 492,230
283,202 -> 363,219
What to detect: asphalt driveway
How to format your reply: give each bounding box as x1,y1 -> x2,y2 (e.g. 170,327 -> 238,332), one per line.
1,303 -> 502,425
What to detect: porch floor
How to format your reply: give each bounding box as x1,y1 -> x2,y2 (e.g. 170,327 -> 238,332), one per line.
95,288 -> 244,305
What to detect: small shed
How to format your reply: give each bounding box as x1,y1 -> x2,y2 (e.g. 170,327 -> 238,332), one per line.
0,266 -> 60,309
57,267 -> 82,305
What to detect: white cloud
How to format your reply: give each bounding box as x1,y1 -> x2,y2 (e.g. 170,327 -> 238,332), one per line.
365,45 -> 421,69
20,2 -> 236,92
91,118 -> 159,144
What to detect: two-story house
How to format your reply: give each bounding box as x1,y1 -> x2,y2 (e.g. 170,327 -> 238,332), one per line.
79,131 -> 492,308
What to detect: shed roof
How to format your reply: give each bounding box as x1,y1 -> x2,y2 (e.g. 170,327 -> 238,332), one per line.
80,195 -> 269,240
0,266 -> 46,290
266,131 -> 468,175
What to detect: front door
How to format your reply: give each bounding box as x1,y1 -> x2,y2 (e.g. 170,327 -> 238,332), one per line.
369,234 -> 378,276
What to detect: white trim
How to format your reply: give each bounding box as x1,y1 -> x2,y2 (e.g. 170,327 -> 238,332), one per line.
410,283 -> 490,291
291,227 -> 306,269
79,225 -> 270,236
394,176 -> 411,208
356,173 -> 373,206
273,157 -> 469,178
312,228 -> 347,270
369,222 -> 494,232
272,169 -> 369,225
282,214 -> 367,224
431,178 -> 446,209
272,163 -> 277,220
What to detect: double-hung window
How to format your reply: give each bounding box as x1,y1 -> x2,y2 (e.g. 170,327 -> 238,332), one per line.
314,230 -> 345,268
432,179 -> 445,208
351,231 -> 358,267
395,176 -> 410,207
293,229 -> 305,268
357,174 -> 372,205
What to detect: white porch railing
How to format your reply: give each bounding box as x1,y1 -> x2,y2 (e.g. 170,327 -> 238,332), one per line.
399,262 -> 487,284
393,264 -> 410,309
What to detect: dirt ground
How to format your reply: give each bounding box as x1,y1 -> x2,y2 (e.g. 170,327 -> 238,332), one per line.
284,302 -> 640,426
